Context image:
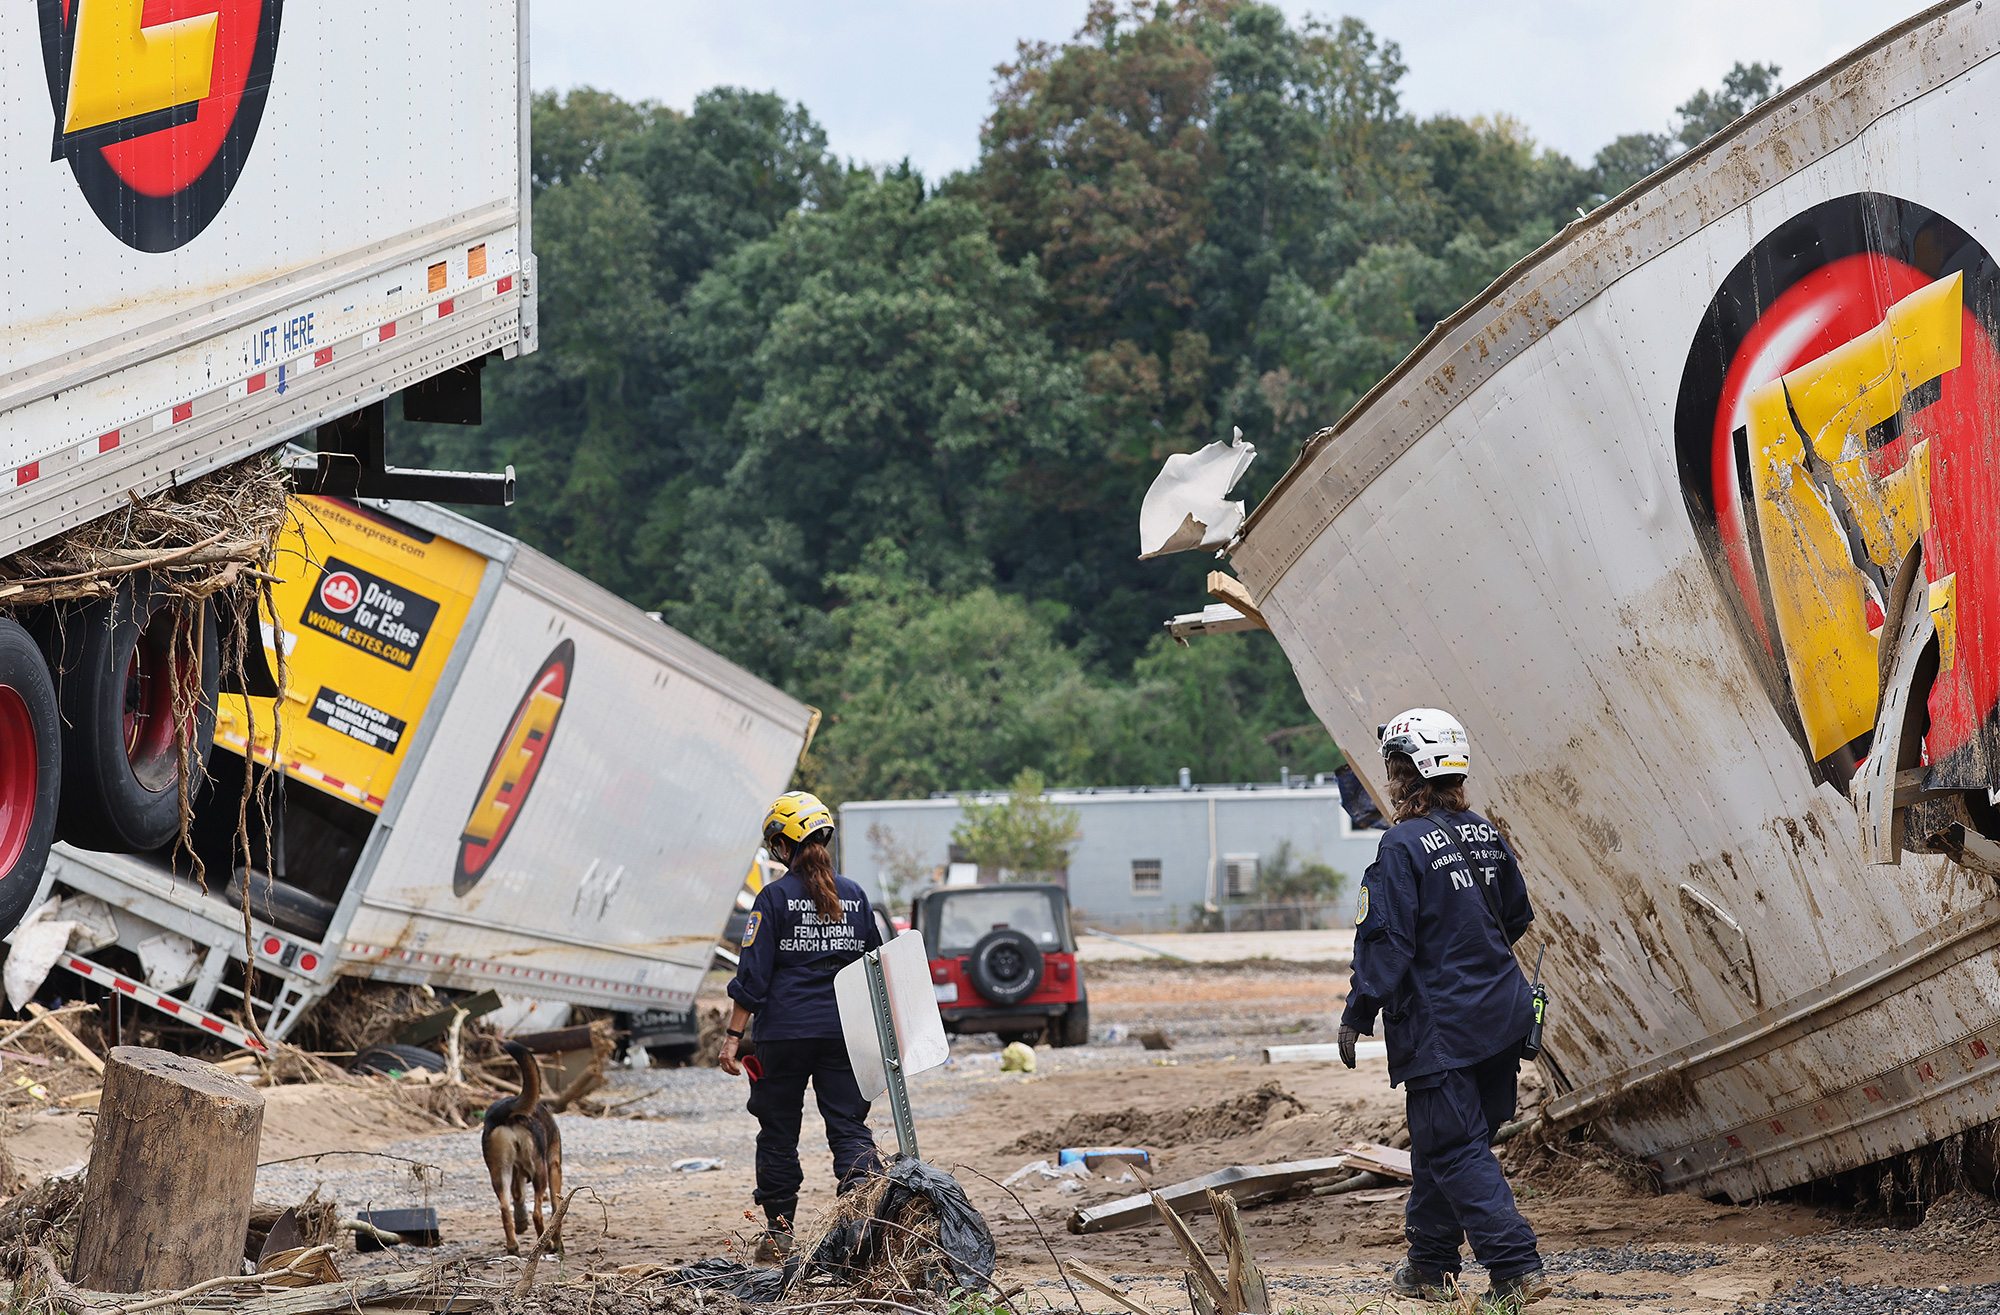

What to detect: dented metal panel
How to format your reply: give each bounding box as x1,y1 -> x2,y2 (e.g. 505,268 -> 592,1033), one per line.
1233,0 -> 2000,1199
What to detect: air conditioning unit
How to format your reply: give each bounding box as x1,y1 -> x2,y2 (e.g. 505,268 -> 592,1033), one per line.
1223,853 -> 1259,897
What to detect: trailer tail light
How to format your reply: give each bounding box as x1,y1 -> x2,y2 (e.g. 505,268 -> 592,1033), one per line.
299,953 -> 319,973
262,935 -> 282,956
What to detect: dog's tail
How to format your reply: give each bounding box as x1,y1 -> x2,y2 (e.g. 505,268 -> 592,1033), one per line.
502,1040 -> 542,1111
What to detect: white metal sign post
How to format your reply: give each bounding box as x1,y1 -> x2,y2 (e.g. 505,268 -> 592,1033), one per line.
835,931 -> 949,1161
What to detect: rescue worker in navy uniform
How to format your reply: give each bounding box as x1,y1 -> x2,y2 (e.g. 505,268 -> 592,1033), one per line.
719,791 -> 884,1262
1338,708 -> 1550,1307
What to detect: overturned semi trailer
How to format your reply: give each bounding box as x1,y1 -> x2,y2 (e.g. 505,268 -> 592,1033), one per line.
1217,0 -> 2000,1200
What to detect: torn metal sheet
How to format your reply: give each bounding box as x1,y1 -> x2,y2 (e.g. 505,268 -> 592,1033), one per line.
1139,429 -> 1256,559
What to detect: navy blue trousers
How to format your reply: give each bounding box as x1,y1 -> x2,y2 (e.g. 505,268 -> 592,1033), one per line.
1403,1050 -> 1541,1280
746,1037 -> 881,1223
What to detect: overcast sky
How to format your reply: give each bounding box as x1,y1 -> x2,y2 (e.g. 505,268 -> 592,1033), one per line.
530,2 -> 1912,178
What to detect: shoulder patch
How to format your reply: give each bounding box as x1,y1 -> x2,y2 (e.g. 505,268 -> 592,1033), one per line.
1356,885 -> 1370,925
742,911 -> 762,947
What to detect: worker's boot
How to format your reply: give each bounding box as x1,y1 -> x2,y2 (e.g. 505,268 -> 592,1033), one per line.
1389,1259 -> 1455,1301
1484,1267 -> 1552,1310
753,1203 -> 796,1265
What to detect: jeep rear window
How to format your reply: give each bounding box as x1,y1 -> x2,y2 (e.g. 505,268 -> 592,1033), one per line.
933,890 -> 1062,956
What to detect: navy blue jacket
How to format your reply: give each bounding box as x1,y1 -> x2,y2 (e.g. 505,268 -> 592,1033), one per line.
1341,808 -> 1535,1086
728,870 -> 883,1042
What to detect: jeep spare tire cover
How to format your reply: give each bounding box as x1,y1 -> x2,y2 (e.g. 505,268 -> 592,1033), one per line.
968,928 -> 1044,1006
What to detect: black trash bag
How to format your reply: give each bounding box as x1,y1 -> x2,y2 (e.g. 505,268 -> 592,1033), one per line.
800,1157 -> 996,1295
663,1256 -> 795,1303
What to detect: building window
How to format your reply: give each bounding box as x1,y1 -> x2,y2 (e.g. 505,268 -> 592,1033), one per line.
1223,854 -> 1260,898
1131,859 -> 1163,894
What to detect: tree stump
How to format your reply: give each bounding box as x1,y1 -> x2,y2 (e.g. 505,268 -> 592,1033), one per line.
72,1046 -> 265,1292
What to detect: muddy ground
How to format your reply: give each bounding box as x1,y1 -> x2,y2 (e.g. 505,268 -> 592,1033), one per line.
14,955 -> 2000,1313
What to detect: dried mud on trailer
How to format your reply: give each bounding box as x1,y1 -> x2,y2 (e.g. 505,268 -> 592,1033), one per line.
40,494 -> 817,1045
1202,0 -> 2000,1199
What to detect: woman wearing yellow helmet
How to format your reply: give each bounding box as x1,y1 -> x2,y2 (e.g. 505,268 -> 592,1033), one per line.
720,791 -> 884,1260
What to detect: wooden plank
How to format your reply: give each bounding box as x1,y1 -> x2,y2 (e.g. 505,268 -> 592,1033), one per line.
394,991 -> 502,1046
1150,1192 -> 1225,1311
1336,1142 -> 1413,1181
233,1269 -> 437,1315
1064,1259 -> 1163,1315
1069,1157 -> 1348,1234
28,1002 -> 105,1074
1208,1191 -> 1268,1315
508,1023 -> 596,1054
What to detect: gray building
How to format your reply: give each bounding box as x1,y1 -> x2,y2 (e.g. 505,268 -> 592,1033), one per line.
839,776 -> 1385,933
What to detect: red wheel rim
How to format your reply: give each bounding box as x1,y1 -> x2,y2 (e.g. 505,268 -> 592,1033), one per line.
0,686 -> 38,874
123,610 -> 193,793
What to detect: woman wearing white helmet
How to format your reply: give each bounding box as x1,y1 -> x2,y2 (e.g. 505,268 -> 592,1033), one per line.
720,790 -> 885,1260
1338,709 -> 1548,1307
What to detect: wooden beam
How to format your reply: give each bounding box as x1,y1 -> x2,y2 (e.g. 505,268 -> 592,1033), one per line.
1150,1192 -> 1225,1311
1208,1191 -> 1269,1315
27,1003 -> 104,1074
1070,1158 -> 1348,1234
1065,1259 -> 1163,1315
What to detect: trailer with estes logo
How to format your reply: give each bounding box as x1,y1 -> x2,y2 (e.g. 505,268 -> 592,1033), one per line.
1149,0 -> 2000,1200
32,493 -> 817,1050
0,1 -> 541,945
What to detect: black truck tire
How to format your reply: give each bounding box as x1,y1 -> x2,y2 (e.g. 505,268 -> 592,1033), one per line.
226,867 -> 338,942
967,928 -> 1044,1006
47,580 -> 219,853
0,619 -> 62,937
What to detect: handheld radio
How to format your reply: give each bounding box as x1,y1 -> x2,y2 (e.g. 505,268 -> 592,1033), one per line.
1523,944 -> 1548,1061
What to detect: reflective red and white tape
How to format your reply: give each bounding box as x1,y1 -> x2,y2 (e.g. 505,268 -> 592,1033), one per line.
30,269 -> 520,489
58,951 -> 268,1054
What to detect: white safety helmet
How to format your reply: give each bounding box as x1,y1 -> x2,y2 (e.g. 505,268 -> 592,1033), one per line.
1377,707 -> 1471,780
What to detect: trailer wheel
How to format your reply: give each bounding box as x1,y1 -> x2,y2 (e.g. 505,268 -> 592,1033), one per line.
0,619 -> 62,937
51,580 -> 220,853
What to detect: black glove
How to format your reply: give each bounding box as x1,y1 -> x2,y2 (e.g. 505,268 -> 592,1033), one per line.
1337,1025 -> 1360,1068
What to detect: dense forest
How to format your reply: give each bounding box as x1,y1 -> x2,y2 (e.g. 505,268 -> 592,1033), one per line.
400,2 -> 1778,804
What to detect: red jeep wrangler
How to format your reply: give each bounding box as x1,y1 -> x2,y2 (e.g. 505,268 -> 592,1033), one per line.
912,883 -> 1088,1047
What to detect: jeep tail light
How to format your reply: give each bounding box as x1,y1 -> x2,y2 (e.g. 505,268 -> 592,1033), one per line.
1054,961 -> 1072,981
932,964 -> 950,983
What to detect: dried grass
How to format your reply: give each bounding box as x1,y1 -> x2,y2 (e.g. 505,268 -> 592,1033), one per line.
0,460 -> 289,606
0,1174 -> 84,1280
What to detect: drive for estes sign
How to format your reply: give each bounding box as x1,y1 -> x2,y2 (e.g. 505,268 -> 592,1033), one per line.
37,0 -> 284,252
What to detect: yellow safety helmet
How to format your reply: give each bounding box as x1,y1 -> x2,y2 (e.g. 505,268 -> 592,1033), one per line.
763,791 -> 834,846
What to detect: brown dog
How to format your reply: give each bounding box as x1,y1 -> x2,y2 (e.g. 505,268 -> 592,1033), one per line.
481,1041 -> 564,1254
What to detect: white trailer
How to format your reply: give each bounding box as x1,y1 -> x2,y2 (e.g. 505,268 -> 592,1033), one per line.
1203,0 -> 2000,1199
0,1 -> 535,932
42,493 -> 817,1046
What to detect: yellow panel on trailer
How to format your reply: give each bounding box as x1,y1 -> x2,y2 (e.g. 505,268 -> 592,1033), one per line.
216,496 -> 486,812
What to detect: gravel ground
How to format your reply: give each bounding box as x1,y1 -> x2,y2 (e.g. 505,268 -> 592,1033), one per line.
1546,1246 -> 1731,1275
1756,1278 -> 2000,1312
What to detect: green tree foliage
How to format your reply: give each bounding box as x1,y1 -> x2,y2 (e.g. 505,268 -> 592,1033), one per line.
1257,839 -> 1348,904
425,20 -> 1776,804
1674,62 -> 1782,150
951,770 -> 1084,877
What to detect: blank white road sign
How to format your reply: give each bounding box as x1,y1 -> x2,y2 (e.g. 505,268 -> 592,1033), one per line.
835,930 -> 950,1102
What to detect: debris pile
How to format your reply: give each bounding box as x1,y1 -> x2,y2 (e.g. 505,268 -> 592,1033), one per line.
1005,1080 -> 1307,1157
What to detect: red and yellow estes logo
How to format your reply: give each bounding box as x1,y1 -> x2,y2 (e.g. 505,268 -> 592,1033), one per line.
454,640 -> 574,895
38,0 -> 285,252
